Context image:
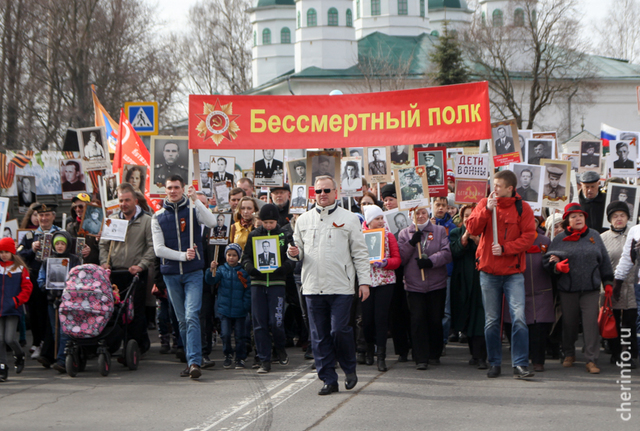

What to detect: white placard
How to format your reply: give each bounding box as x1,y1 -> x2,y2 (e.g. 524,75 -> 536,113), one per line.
100,218 -> 129,242
453,154 -> 489,179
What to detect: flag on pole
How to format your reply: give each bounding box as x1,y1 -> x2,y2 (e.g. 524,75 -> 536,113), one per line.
91,85 -> 119,154
116,108 -> 162,212
600,123 -> 621,149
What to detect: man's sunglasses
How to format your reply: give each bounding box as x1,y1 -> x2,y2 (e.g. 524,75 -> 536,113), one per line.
315,188 -> 334,195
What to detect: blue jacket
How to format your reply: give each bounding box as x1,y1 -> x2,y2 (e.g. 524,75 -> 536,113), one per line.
205,263 -> 251,319
154,197 -> 204,275
0,263 -> 32,317
435,213 -> 457,277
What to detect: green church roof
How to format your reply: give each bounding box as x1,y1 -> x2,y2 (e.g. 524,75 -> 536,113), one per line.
255,0 -> 295,7
428,0 -> 468,9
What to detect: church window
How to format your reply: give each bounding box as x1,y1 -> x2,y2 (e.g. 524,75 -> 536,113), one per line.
346,9 -> 353,27
398,0 -> 408,15
514,8 -> 525,26
420,0 -> 425,18
372,0 -> 381,16
297,11 -> 301,29
492,9 -> 504,27
262,28 -> 271,45
281,27 -> 291,44
357,0 -> 361,19
253,31 -> 256,47
431,30 -> 439,37
307,8 -> 317,27
328,7 -> 338,26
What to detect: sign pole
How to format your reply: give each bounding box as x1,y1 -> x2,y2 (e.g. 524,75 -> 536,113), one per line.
412,209 -> 425,281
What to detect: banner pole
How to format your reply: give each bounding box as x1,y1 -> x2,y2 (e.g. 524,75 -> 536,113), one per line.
412,209 -> 425,281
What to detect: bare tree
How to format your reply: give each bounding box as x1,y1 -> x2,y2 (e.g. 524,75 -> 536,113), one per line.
463,0 -> 598,132
179,0 -> 252,96
593,0 -> 640,63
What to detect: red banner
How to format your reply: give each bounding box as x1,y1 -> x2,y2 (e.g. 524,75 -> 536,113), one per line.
188,82 -> 491,150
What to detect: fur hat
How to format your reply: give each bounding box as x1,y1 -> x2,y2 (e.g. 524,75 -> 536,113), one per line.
380,183 -> 396,200
606,200 -> 630,222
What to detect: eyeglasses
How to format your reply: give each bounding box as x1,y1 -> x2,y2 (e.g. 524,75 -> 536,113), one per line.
315,188 -> 334,195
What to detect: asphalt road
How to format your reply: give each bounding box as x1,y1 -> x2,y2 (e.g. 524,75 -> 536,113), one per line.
1,333 -> 639,430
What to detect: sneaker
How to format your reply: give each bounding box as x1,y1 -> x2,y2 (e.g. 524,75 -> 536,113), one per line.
202,355 -> 216,369
14,354 -> 25,374
416,363 -> 428,370
513,365 -> 534,379
276,349 -> 289,366
52,361 -> 66,374
223,355 -> 234,369
257,361 -> 271,374
29,344 -> 37,354
235,359 -> 246,369
252,357 -> 261,369
30,345 -> 42,360
189,364 -> 201,379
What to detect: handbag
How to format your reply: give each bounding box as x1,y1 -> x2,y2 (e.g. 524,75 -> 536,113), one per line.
598,294 -> 618,339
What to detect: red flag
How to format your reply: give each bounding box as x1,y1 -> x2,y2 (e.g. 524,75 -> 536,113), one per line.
116,108 -> 161,212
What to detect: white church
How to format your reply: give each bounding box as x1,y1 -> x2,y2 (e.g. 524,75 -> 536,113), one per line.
245,0 -> 640,140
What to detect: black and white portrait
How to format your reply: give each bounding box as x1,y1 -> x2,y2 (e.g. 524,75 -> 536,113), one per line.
612,186 -> 636,216
384,209 -> 409,236
81,205 -> 104,236
290,185 -> 307,209
209,156 -> 236,183
254,149 -> 284,186
213,182 -> 231,212
287,159 -> 307,184
612,141 -> 636,169
347,148 -> 365,175
526,139 -> 553,165
542,164 -> 568,200
518,129 -> 533,149
364,229 -> 384,262
152,138 -> 189,187
561,153 -> 580,171
492,125 -> 516,155
512,164 -> 543,205
308,152 -> 339,185
341,159 -> 362,191
16,176 -> 37,210
579,140 -> 601,169
104,174 -> 119,205
253,236 -> 280,272
3,219 -> 17,241
123,165 -> 146,194
209,212 -> 232,245
390,146 -> 410,166
366,148 -> 387,176
619,131 -> 640,145
80,128 -> 109,171
398,168 -> 425,201
46,258 -> 69,290
60,160 -> 87,199
199,161 -> 212,197
416,151 -> 444,186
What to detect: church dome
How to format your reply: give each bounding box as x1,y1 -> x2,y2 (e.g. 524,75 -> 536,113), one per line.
428,0 -> 468,9
255,0 -> 294,7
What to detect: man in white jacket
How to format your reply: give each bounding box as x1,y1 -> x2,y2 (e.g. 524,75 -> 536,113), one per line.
288,176 -> 371,396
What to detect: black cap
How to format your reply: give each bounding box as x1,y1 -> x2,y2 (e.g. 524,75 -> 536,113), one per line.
606,200 -> 630,222
270,184 -> 290,193
32,203 -> 57,213
259,203 -> 280,222
381,183 -> 396,199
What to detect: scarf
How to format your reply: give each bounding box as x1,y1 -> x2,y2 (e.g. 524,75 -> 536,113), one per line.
563,225 -> 588,242
611,225 -> 627,234
240,218 -> 253,229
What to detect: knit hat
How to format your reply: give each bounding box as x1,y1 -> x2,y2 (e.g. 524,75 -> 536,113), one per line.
0,237 -> 16,254
259,203 -> 279,221
53,235 -> 68,245
562,202 -> 588,220
364,205 -> 384,225
381,183 -> 396,199
447,169 -> 455,184
606,200 -> 630,221
225,243 -> 242,259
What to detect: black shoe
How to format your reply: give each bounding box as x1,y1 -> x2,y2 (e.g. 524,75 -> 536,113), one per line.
459,333 -> 469,344
202,355 -> 216,369
377,356 -> 387,372
159,344 -> 171,354
52,361 -> 66,374
365,344 -> 374,366
428,358 -> 441,365
189,364 -> 201,379
448,332 -> 459,343
176,348 -> 187,363
441,346 -> 447,357
252,357 -> 261,369
487,365 -> 501,378
180,366 -> 190,377
416,363 -> 428,370
398,354 -> 408,363
257,361 -> 271,374
223,355 -> 234,369
14,354 -> 25,374
468,358 -> 479,366
304,349 -> 314,360
318,383 -> 339,395
477,360 -> 488,370
513,366 -> 534,379
356,351 -> 366,364
276,349 -> 289,366
37,356 -> 52,369
0,363 -> 7,382
345,372 -> 358,390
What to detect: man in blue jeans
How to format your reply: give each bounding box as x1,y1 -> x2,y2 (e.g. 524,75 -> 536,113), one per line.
152,175 -> 217,379
466,170 -> 536,379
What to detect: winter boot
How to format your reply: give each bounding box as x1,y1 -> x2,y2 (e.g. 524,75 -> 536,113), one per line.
0,363 -> 7,382
377,346 -> 387,372
14,353 -> 25,374
365,343 -> 375,366
159,334 -> 171,354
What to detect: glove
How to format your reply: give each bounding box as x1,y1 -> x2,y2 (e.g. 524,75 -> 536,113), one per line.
408,230 -> 422,247
555,259 -> 570,273
373,259 -> 388,269
632,239 -> 638,264
613,279 -> 623,302
272,266 -> 286,276
249,268 -> 262,277
604,284 -> 613,298
415,257 -> 433,269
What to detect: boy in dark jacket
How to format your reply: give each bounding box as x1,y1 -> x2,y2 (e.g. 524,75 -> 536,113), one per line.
37,231 -> 82,372
206,244 -> 251,369
242,204 -> 295,374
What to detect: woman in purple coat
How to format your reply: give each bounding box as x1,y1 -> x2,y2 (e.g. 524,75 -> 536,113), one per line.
398,207 -> 452,370
504,216 -> 555,372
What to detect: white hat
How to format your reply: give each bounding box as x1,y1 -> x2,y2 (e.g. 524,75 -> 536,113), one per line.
364,205 -> 384,225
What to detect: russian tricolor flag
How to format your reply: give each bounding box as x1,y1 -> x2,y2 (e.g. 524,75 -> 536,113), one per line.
600,123 -> 621,149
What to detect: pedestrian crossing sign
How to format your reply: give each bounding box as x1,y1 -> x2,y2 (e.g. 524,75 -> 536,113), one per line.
124,101 -> 158,135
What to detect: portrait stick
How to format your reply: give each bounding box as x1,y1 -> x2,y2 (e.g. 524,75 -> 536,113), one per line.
487,141 -> 499,245
214,245 -> 219,263
190,198 -> 194,249
99,175 -> 108,222
61,213 -> 67,231
411,208 -> 425,281
107,241 -> 114,267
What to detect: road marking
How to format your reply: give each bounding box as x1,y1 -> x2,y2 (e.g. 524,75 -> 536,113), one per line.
184,363 -> 312,431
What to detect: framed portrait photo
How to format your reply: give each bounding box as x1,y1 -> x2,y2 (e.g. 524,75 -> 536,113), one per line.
122,164 -> 146,194
60,159 -> 87,200
578,140 -> 602,173
383,209 -> 410,236
533,131 -> 558,158
79,203 -> 104,237
518,129 -> 533,150
209,212 -> 232,245
103,173 -> 120,208
252,235 -> 281,273
0,197 -> 8,238
540,159 -> 571,209
306,150 -> 341,200
209,156 -> 236,185
213,182 -> 231,212
46,258 -> 69,290
609,140 -> 637,178
340,157 -> 363,197
253,149 -> 284,187
414,146 -> 447,197
2,219 -> 18,242
150,136 -> 190,196
525,139 -> 555,165
290,185 -> 308,214
16,175 -> 37,213
345,148 -> 365,175
79,127 -> 110,171
286,159 -> 307,185
491,120 -> 522,167
364,147 -> 391,183
604,183 -> 640,228
561,153 -> 580,172
390,145 -> 413,169
363,228 -> 385,263
394,166 -> 430,211
510,163 -> 545,215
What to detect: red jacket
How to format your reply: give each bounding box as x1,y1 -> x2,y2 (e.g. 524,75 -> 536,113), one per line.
465,194 -> 536,276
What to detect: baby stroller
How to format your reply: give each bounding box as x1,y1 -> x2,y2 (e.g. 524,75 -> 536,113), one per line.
58,264 -> 140,377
